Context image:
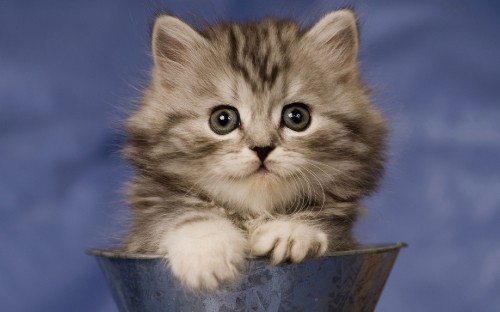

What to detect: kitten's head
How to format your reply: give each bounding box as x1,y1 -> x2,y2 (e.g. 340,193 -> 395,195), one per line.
126,10 -> 387,216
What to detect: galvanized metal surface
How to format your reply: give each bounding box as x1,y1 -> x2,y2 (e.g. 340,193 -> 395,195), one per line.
89,242 -> 406,312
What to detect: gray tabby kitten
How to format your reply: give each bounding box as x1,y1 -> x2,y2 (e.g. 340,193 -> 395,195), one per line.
123,9 -> 386,290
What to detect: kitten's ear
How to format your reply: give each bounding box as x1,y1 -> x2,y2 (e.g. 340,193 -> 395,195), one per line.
151,14 -> 205,70
304,10 -> 359,69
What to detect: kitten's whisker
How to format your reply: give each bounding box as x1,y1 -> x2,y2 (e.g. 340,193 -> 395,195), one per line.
287,169 -> 304,215
306,159 -> 357,185
300,158 -> 358,197
295,167 -> 313,214
299,164 -> 326,216
296,166 -> 325,217
300,159 -> 340,196
284,168 -> 298,213
290,169 -> 305,214
295,168 -> 310,214
293,165 -> 309,215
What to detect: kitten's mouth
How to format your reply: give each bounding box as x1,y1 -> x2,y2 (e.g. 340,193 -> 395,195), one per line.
255,164 -> 270,174
246,162 -> 276,178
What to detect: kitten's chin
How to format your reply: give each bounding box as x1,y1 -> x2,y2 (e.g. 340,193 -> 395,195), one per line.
206,168 -> 297,216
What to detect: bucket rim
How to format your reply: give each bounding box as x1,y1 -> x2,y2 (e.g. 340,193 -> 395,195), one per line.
86,242 -> 407,259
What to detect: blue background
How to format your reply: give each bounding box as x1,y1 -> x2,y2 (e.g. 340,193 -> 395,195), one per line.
1,0 -> 499,311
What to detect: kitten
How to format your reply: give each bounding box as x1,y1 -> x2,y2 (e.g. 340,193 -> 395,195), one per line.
123,9 -> 387,290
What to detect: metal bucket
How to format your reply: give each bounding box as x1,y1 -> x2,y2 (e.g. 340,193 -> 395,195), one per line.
88,242 -> 406,312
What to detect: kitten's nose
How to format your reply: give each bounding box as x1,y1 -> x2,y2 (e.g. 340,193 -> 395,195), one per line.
251,146 -> 275,162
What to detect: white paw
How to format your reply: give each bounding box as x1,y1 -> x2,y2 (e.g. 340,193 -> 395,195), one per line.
249,220 -> 328,264
161,218 -> 247,290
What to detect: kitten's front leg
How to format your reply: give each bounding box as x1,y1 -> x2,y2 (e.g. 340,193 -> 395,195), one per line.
248,219 -> 328,264
161,214 -> 247,290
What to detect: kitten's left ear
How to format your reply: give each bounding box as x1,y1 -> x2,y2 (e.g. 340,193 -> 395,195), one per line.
304,9 -> 359,69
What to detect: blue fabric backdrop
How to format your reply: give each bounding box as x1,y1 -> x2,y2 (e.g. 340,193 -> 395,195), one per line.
1,0 -> 499,311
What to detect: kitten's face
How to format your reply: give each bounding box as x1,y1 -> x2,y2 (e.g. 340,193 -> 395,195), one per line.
126,11 -> 386,215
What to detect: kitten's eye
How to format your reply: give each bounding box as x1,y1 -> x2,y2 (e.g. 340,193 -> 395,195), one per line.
281,103 -> 311,131
209,106 -> 240,135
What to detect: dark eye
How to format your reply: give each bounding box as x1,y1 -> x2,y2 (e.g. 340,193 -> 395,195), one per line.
281,103 -> 311,131
209,106 -> 240,135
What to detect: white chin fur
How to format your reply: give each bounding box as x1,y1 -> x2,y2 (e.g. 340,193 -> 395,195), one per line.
160,218 -> 248,291
205,174 -> 298,216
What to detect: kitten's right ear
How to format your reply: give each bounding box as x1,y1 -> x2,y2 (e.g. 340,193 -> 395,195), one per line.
151,14 -> 205,70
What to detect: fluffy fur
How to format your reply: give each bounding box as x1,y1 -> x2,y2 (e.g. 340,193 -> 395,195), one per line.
123,9 -> 387,290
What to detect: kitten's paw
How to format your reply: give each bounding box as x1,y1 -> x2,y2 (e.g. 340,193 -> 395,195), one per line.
249,220 -> 328,264
162,218 -> 247,291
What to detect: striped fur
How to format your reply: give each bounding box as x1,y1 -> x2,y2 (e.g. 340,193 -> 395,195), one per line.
123,10 -> 387,290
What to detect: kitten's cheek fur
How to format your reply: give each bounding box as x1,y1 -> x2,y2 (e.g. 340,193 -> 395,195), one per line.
160,219 -> 248,290
249,220 -> 328,264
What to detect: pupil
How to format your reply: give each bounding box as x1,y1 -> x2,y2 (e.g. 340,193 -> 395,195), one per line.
218,112 -> 230,126
289,110 -> 302,123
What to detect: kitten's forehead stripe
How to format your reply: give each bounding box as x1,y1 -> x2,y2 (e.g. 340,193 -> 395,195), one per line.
204,20 -> 298,93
